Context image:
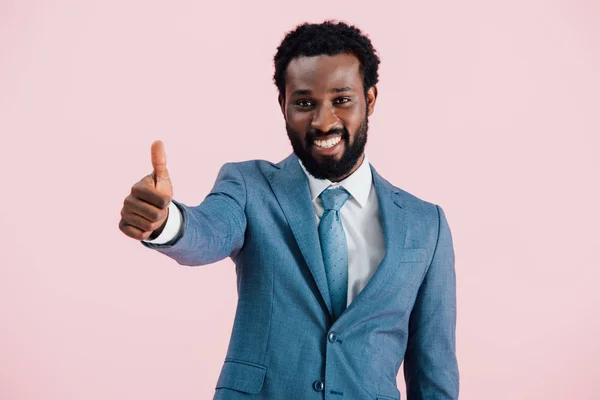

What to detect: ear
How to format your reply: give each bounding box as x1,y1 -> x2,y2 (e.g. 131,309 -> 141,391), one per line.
366,85 -> 378,116
278,94 -> 286,118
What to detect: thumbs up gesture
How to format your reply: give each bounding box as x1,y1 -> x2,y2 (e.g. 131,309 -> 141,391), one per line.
119,140 -> 174,241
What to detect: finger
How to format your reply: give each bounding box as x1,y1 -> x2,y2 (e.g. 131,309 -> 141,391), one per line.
120,208 -> 162,232
123,195 -> 167,222
119,219 -> 153,241
151,140 -> 169,182
131,178 -> 170,209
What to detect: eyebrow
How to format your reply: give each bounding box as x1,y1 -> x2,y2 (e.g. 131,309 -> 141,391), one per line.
291,87 -> 354,97
332,86 -> 353,93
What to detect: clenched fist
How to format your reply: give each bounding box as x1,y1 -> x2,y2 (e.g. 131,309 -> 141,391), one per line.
119,140 -> 174,241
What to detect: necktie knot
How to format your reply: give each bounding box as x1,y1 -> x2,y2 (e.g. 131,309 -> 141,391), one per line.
320,188 -> 350,212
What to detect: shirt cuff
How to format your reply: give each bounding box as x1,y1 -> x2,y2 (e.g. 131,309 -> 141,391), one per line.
142,201 -> 182,245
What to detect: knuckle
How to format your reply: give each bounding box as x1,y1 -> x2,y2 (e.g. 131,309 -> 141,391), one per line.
149,209 -> 161,222
158,208 -> 167,220
146,216 -> 156,228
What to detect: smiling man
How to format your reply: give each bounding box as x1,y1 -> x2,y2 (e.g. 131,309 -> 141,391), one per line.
282,52 -> 373,182
119,21 -> 459,400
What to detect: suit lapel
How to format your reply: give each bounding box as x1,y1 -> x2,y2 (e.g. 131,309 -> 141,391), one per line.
335,164 -> 411,324
267,154 -> 333,317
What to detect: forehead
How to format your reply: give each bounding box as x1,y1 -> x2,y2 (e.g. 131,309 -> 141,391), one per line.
285,53 -> 363,94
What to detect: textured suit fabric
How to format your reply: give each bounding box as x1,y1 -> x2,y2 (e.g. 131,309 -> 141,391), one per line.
142,153 -> 459,399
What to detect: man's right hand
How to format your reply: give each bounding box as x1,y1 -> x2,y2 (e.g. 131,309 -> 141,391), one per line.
119,140 -> 174,241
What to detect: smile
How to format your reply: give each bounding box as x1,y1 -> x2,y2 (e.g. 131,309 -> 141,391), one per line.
313,136 -> 342,149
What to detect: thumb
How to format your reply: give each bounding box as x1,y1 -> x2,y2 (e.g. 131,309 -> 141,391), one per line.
150,140 -> 172,195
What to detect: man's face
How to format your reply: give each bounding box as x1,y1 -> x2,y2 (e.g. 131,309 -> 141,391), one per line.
279,53 -> 377,181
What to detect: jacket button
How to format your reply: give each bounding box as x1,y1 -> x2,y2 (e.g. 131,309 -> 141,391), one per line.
328,331 -> 337,343
313,380 -> 324,392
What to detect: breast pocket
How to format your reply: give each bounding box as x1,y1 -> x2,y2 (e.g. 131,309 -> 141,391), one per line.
392,247 -> 431,300
215,359 -> 267,395
397,247 -> 429,263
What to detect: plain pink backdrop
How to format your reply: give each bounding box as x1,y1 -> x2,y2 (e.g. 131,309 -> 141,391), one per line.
1,0 -> 599,399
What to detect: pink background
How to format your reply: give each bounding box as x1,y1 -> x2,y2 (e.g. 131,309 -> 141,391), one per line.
1,0 -> 599,399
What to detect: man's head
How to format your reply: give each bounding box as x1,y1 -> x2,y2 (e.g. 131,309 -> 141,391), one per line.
274,21 -> 380,181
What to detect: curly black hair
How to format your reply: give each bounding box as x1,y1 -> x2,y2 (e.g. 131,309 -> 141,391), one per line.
273,20 -> 380,98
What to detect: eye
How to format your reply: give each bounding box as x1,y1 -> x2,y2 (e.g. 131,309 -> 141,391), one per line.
295,99 -> 314,108
334,97 -> 352,105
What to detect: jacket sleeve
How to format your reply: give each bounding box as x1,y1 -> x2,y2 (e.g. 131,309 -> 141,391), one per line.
403,205 -> 459,399
141,162 -> 247,266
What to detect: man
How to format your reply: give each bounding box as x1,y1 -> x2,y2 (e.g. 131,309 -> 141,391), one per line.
119,21 -> 459,400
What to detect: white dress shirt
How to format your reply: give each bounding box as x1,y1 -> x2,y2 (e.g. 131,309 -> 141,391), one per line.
145,155 -> 386,306
298,155 -> 385,306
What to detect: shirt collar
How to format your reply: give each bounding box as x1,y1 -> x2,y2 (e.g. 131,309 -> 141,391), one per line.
298,155 -> 373,208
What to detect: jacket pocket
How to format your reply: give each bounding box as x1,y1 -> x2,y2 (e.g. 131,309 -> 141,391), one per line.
215,359 -> 267,395
397,247 -> 428,263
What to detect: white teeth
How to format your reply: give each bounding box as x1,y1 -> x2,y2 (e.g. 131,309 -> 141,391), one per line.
314,136 -> 341,149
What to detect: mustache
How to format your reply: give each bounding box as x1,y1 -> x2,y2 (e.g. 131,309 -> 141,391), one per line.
306,127 -> 349,144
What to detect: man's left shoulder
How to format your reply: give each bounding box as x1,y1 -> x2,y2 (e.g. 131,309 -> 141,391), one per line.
394,186 -> 440,216
375,170 -> 442,221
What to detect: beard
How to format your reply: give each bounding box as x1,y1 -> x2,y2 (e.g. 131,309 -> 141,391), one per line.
286,116 -> 368,181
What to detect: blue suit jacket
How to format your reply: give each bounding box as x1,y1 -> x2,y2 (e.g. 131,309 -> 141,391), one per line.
143,154 -> 459,399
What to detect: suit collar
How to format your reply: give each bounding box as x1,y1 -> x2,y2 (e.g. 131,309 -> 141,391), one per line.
297,155 -> 373,208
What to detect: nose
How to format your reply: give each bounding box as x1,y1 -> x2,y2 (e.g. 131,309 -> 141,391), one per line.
310,104 -> 339,133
